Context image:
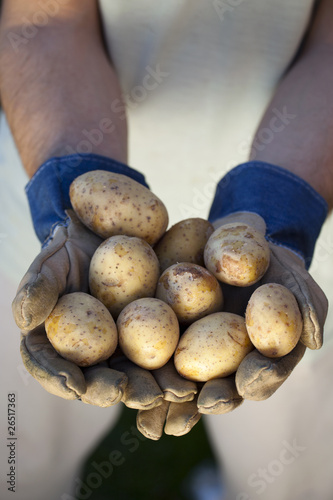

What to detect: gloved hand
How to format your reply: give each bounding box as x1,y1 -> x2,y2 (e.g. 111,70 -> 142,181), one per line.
15,210 -> 129,404
12,153 -> 151,405
197,161 -> 329,408
136,162 -> 329,436
197,211 -> 327,406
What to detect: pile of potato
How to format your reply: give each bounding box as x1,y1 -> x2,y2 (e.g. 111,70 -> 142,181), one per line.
45,171 -> 303,388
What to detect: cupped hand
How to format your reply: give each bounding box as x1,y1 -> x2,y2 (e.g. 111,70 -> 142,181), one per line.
13,210 -> 128,405
198,212 -> 328,407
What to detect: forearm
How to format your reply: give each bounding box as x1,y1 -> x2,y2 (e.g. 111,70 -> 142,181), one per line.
251,45 -> 333,210
0,0 -> 127,177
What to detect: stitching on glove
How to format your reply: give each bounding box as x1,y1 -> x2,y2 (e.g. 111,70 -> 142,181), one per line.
199,396 -> 242,411
240,364 -> 273,389
136,419 -> 161,440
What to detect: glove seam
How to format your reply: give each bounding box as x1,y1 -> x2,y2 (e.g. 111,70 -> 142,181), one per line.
239,364 -> 274,391
136,419 -> 161,440
198,396 -> 243,411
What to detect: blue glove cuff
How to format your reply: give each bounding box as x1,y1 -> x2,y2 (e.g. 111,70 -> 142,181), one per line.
25,153 -> 149,245
208,161 -> 328,268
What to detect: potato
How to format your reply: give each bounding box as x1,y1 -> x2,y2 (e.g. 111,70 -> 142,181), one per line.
153,218 -> 214,273
245,283 -> 303,357
70,170 -> 168,245
45,292 -> 117,367
89,235 -> 160,318
117,298 -> 180,370
155,262 -> 223,324
204,222 -> 270,286
174,312 -> 253,381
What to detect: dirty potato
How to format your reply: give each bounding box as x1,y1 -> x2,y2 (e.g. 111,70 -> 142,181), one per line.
89,235 -> 160,318
204,222 -> 270,286
117,298 -> 180,370
155,262 -> 223,325
174,312 -> 253,382
45,292 -> 118,367
70,170 -> 168,245
153,218 -> 214,272
245,283 -> 303,357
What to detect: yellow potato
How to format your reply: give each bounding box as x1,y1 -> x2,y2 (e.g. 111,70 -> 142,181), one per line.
153,218 -> 214,273
89,235 -> 160,318
117,298 -> 180,370
204,222 -> 270,286
245,283 -> 303,357
45,292 -> 118,367
70,170 -> 168,245
155,262 -> 223,324
174,312 -> 253,381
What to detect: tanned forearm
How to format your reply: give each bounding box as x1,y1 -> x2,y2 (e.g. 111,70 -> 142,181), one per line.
250,0 -> 333,210
0,0 -> 127,178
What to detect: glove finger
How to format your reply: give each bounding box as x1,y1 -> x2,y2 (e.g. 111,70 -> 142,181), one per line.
152,360 -> 197,403
136,400 -> 170,441
110,357 -> 164,410
21,326 -> 86,399
12,211 -> 102,333
198,376 -> 243,414
164,398 -> 201,437
268,245 -> 328,350
12,227 -> 70,332
80,363 -> 128,407
235,342 -> 306,401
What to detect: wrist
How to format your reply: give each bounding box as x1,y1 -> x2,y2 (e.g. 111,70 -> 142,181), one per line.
208,161 -> 328,268
26,153 -> 149,245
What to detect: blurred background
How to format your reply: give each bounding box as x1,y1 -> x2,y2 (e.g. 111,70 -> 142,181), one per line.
1,1 -> 333,499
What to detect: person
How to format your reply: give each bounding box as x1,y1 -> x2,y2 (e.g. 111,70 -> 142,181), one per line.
0,0 -> 332,499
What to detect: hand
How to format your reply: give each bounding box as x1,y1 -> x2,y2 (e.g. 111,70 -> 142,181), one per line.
13,210 -> 128,405
128,209 -> 328,436
198,212 -> 328,407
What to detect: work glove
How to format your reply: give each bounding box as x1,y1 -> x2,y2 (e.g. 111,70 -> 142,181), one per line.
12,153 -> 151,405
13,153 -> 197,418
135,161 -> 329,438
198,161 -> 328,408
